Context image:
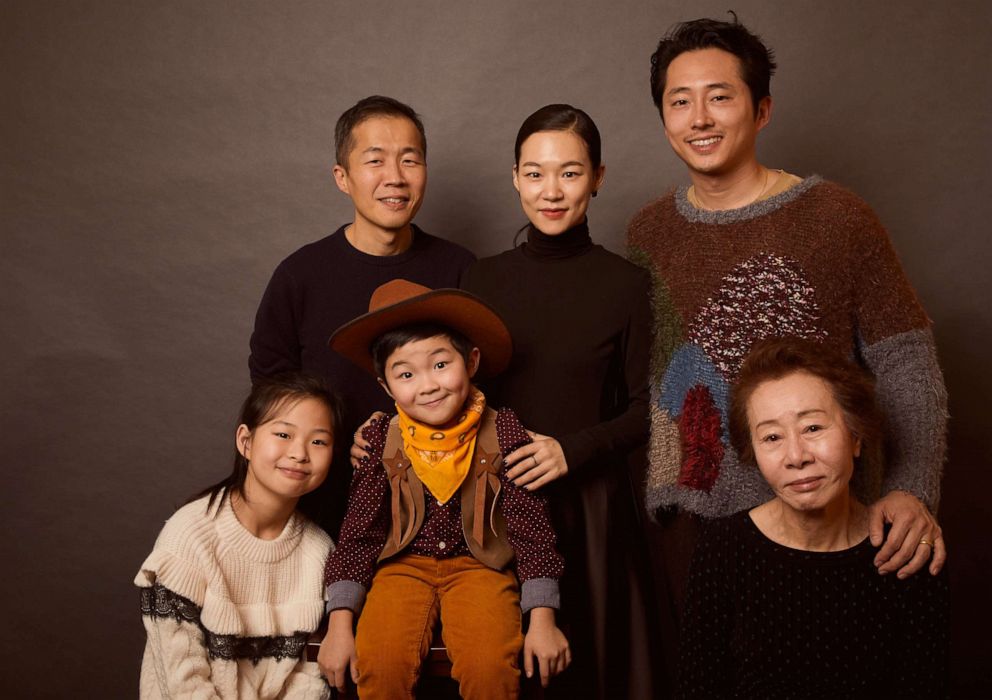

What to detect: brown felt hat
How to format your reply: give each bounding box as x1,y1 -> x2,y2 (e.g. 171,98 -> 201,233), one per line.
328,279 -> 512,379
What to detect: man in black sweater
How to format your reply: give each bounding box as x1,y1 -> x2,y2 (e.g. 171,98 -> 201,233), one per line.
249,95 -> 475,534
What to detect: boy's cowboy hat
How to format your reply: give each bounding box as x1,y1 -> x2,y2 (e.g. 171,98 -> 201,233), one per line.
328,279 -> 512,379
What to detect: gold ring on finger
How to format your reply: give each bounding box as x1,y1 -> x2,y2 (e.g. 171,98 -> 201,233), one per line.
919,538 -> 934,548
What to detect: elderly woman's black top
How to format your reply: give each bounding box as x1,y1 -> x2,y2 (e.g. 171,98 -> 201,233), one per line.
679,511 -> 949,699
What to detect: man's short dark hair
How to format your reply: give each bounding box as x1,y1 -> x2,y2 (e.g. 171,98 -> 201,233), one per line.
371,322 -> 474,381
649,14 -> 777,119
334,95 -> 427,167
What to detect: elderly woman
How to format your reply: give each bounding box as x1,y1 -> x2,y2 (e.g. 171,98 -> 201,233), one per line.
678,337 -> 948,698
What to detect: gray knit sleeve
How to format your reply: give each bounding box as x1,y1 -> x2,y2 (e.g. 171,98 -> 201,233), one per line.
861,328 -> 948,510
520,578 -> 560,613
325,580 -> 366,615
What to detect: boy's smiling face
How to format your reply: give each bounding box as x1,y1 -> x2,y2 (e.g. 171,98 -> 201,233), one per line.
379,334 -> 480,426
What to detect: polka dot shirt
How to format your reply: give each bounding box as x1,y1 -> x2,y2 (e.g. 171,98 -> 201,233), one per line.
324,408 -> 564,590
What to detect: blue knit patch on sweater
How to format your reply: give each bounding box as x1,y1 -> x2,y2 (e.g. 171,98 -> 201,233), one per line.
658,342 -> 730,439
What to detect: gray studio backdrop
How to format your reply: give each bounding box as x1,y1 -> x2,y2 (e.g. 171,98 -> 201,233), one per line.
3,0 -> 990,696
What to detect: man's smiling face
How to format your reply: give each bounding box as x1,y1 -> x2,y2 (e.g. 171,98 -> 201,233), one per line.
661,47 -> 770,178
333,115 -> 427,235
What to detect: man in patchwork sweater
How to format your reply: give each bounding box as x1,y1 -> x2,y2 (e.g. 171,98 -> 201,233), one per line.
627,16 -> 948,614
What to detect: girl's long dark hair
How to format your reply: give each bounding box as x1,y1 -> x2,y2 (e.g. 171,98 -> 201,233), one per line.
189,372 -> 345,523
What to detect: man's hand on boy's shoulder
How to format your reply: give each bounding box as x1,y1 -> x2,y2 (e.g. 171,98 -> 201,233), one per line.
349,411 -> 388,468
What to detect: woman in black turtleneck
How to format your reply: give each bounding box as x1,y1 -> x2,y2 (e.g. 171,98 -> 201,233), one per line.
462,105 -> 661,699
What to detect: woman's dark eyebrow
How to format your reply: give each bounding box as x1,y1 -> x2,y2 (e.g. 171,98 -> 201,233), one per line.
520,161 -> 586,168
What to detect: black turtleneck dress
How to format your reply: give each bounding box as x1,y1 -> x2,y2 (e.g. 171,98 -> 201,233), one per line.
462,221 -> 662,700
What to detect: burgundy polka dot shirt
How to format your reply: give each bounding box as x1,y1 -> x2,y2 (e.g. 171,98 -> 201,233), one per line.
324,408 -> 564,611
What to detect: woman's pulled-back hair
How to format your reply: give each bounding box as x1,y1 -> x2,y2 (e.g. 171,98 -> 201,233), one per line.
729,337 -> 882,467
191,372 -> 344,520
514,103 -> 602,171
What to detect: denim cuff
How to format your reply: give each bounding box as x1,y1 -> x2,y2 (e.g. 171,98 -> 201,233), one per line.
520,578 -> 560,613
325,580 -> 366,615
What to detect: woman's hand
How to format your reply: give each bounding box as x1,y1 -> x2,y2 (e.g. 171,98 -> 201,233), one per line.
869,490 -> 946,577
350,412 -> 387,468
317,609 -> 358,693
505,432 -> 568,490
523,607 -> 571,688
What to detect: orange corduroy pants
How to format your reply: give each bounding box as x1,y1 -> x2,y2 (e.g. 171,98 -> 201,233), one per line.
355,553 -> 523,699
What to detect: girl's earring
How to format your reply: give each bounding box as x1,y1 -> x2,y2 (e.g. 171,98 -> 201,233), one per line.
592,191 -> 598,198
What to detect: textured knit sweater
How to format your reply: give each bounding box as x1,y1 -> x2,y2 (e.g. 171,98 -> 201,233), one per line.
627,177 -> 947,518
135,495 -> 332,700
679,511 -> 949,698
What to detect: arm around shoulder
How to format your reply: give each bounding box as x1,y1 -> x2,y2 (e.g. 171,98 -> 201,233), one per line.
845,195 -> 947,510
862,328 -> 947,511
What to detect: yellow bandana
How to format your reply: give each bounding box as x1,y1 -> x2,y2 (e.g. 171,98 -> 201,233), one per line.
396,388 -> 485,504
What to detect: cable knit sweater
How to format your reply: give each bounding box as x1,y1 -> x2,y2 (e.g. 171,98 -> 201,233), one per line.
135,495 -> 332,700
627,177 -> 947,518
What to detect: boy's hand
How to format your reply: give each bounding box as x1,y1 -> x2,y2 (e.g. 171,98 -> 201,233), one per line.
505,432 -> 568,490
523,607 -> 571,687
350,412 -> 386,467
317,610 -> 358,693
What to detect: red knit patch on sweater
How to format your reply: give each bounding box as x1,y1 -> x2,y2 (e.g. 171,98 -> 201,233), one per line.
677,385 -> 724,491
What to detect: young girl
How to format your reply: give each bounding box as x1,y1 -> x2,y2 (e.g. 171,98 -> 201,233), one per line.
461,105 -> 662,699
135,373 -> 341,700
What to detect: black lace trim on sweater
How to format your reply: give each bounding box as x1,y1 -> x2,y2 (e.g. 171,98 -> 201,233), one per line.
140,584 -> 310,664
140,583 -> 201,625
207,630 -> 309,664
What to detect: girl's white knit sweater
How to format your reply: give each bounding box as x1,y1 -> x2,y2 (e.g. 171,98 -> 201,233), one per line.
135,495 -> 332,700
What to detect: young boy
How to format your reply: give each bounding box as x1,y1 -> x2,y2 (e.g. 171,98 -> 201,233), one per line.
318,279 -> 569,699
